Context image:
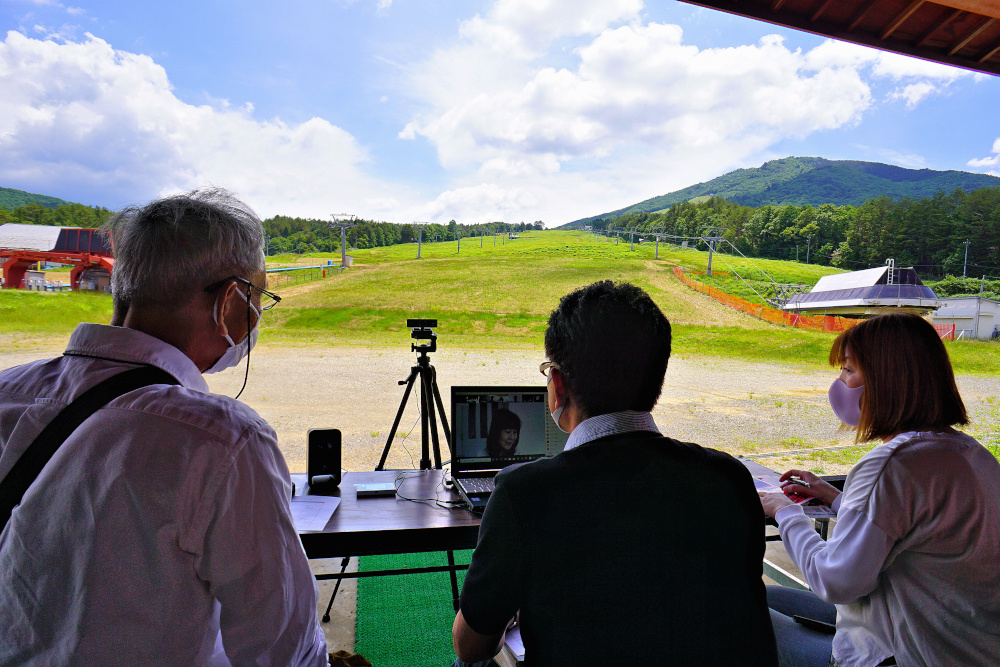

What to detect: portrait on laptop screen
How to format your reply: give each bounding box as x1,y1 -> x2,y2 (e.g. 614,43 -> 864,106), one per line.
451,387 -> 567,465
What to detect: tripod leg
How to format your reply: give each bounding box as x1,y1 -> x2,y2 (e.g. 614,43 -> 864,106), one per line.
322,556 -> 352,623
377,368 -> 419,471
424,373 -> 443,469
430,367 -> 452,459
419,369 -> 432,470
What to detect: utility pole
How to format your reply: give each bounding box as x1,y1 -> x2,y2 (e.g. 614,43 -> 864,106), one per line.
630,233 -> 634,251
330,214 -> 356,269
806,235 -> 812,265
963,240 -> 971,277
457,229 -> 461,254
796,245 -> 799,262
655,234 -> 660,260
974,275 -> 985,339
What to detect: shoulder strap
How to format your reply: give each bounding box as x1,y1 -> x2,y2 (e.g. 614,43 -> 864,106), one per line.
0,365 -> 179,530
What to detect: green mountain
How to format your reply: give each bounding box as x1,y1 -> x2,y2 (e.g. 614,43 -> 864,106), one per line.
0,187 -> 72,210
567,156 -> 1000,226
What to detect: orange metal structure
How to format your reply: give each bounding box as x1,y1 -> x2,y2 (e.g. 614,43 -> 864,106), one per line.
0,227 -> 113,290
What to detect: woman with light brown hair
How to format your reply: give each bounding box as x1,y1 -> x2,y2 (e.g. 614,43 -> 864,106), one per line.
759,313 -> 1000,667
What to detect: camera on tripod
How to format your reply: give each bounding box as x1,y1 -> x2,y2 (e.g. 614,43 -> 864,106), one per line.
377,318 -> 452,471
408,318 -> 437,354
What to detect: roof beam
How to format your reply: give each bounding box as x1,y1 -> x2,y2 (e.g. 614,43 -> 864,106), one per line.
882,0 -> 926,40
848,0 -> 880,32
979,38 -> 1000,62
916,8 -> 963,47
811,0 -> 837,23
949,16 -> 997,54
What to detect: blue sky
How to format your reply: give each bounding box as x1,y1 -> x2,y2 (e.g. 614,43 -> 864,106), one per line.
2,0 -> 999,225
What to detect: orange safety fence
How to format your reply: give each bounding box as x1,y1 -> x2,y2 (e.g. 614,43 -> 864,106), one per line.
932,323 -> 956,340
672,267 -> 860,334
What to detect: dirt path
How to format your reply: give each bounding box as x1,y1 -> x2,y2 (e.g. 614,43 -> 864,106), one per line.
644,261 -> 773,328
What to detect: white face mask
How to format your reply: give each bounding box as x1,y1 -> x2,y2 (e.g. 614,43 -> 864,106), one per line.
205,288 -> 261,375
550,404 -> 568,433
828,378 -> 864,427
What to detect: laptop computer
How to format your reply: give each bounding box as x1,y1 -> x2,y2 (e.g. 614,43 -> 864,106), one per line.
450,386 -> 569,509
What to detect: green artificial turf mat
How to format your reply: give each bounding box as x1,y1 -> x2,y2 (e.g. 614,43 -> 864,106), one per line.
355,551 -> 472,667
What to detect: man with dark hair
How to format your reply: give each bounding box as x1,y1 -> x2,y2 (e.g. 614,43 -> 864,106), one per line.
0,189 -> 328,665
453,280 -> 776,666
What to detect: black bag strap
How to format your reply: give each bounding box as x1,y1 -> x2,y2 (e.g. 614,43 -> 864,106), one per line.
0,365 -> 179,529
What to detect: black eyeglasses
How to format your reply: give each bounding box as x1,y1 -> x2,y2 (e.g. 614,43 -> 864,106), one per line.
204,275 -> 281,311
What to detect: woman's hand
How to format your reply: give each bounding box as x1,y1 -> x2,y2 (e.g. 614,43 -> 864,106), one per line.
779,469 -> 841,507
758,490 -> 794,518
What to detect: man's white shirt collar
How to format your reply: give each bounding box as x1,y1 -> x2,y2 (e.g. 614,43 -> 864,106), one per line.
564,410 -> 660,451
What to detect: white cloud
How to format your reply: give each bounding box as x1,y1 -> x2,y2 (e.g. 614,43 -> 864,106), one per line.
398,2 -> 978,225
401,23 -> 879,222
66,7 -> 85,15
460,0 -> 642,59
968,138 -> 1000,176
0,31 -> 419,218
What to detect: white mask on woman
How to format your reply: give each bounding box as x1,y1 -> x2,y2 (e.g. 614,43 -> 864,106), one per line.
205,289 -> 261,375
828,378 -> 864,427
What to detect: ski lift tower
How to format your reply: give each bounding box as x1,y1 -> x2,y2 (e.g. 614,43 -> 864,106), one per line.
413,222 -> 429,259
329,214 -> 356,269
700,226 -> 726,277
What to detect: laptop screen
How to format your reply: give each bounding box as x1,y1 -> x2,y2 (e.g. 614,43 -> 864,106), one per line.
450,386 -> 569,471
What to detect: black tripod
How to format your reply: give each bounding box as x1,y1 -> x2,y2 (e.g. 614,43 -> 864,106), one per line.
376,320 -> 452,471
322,321 -> 461,623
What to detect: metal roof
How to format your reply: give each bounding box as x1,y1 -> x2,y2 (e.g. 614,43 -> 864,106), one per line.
812,267 -> 888,291
680,0 -> 1000,77
783,265 -> 939,311
0,224 -> 63,251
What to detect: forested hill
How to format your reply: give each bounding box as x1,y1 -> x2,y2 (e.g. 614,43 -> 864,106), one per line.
566,157 -> 1000,227
0,187 -> 72,210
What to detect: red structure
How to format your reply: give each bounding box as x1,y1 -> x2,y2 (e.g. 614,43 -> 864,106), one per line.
1,227 -> 113,290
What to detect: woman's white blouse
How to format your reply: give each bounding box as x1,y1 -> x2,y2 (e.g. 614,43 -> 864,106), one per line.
775,430 -> 1000,667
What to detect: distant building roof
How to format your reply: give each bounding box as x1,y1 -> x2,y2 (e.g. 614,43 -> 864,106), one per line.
783,266 -> 939,315
0,223 -> 63,251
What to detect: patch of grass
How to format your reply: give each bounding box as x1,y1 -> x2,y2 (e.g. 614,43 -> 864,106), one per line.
0,290 -> 113,332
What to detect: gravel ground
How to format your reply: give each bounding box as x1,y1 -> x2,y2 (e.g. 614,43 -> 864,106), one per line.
3,343 -> 997,475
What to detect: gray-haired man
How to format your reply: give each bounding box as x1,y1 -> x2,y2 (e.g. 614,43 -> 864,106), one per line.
0,189 -> 328,665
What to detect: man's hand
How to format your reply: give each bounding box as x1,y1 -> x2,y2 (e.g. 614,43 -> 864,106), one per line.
778,469 -> 841,507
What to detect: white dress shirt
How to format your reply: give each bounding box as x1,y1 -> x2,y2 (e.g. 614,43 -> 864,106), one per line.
0,323 -> 327,666
562,410 -> 660,450
775,430 -> 1000,667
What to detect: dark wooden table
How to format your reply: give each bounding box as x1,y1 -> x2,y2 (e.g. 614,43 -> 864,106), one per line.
293,469 -> 481,616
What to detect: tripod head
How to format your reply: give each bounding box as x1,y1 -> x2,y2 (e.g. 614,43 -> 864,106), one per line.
408,318 -> 437,362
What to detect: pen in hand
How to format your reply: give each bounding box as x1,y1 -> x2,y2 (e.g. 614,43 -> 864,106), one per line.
781,476 -> 810,488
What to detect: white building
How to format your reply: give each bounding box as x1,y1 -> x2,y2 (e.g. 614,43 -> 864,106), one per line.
932,297 -> 1000,340
782,265 -> 940,317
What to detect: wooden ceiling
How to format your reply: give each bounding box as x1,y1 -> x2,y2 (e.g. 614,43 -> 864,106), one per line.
679,0 -> 1000,76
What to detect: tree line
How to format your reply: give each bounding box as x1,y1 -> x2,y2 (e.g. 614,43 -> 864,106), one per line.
262,216 -> 545,254
592,186 -> 1000,278
0,202 -> 113,229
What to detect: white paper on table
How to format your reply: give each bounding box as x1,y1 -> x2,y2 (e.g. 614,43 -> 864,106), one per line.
505,624 -> 525,659
291,496 -> 341,532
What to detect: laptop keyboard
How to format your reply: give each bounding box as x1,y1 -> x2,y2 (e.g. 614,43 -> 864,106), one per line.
460,477 -> 496,494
